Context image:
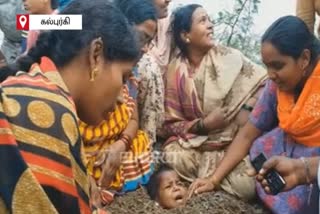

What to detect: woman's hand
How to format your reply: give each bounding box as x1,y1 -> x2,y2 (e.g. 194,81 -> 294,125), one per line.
256,156 -> 306,193
187,177 -> 219,199
95,140 -> 126,188
89,176 -> 105,208
203,107 -> 229,131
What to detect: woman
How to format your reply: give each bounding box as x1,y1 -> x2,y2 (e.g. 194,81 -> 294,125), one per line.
189,16 -> 320,214
79,0 -> 157,207
163,4 -> 267,201
0,0 -> 140,213
136,0 -> 172,144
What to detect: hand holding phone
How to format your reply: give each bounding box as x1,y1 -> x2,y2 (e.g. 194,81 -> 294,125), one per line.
251,153 -> 286,195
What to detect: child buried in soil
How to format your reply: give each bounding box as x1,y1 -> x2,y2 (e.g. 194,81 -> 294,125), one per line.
146,165 -> 188,209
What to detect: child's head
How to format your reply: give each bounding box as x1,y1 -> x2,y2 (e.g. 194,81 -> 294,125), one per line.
23,0 -> 58,14
147,165 -> 187,209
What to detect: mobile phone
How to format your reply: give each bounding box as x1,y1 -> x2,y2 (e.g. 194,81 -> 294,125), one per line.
251,153 -> 286,195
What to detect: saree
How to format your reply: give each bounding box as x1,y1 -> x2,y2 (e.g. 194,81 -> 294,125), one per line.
79,85 -> 153,205
164,45 -> 267,148
137,17 -> 174,144
0,62 -> 90,213
163,45 -> 267,200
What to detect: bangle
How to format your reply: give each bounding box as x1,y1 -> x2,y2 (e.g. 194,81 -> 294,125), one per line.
300,157 -> 314,205
241,104 -> 253,112
300,157 -> 312,184
196,119 -> 207,134
119,133 -> 132,151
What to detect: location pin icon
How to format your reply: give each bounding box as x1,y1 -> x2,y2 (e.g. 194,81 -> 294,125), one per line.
19,15 -> 27,28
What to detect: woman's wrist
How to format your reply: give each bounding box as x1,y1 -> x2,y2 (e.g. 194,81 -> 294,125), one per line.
295,158 -> 308,185
209,174 -> 221,188
298,157 -> 320,184
196,118 -> 208,134
246,97 -> 257,107
115,140 -> 127,152
118,133 -> 132,151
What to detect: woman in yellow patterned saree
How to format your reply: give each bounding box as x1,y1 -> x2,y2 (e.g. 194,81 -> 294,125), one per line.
79,0 -> 157,206
79,85 -> 153,206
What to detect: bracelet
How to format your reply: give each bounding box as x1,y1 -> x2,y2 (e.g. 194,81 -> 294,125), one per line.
300,157 -> 314,205
300,157 -> 312,184
119,133 -> 132,151
196,119 -> 207,134
241,104 -> 253,112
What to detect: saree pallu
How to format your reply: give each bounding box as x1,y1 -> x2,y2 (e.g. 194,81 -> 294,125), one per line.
79,86 -> 153,204
0,64 -> 90,213
277,62 -> 320,147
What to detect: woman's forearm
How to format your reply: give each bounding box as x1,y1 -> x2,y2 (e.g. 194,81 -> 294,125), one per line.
211,121 -> 261,184
235,86 -> 264,127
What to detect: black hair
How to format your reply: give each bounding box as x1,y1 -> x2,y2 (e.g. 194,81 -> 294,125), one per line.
146,165 -> 175,200
172,4 -> 202,57
114,0 -> 157,25
262,15 -> 320,63
0,0 -> 139,82
51,0 -> 59,9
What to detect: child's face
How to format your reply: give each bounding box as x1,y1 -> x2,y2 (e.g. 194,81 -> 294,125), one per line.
157,170 -> 187,209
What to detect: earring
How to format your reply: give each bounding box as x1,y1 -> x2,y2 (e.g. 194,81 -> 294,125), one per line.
90,68 -> 98,81
186,38 -> 190,43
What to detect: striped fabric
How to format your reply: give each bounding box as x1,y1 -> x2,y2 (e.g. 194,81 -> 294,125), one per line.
0,62 -> 91,213
79,85 -> 153,205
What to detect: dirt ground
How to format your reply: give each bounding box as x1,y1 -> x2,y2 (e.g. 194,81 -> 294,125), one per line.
108,188 -> 270,214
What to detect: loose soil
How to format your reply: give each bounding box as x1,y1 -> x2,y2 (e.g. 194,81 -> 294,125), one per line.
108,188 -> 271,214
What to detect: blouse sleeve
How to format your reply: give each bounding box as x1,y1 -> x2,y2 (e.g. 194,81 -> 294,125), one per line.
249,80 -> 279,132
